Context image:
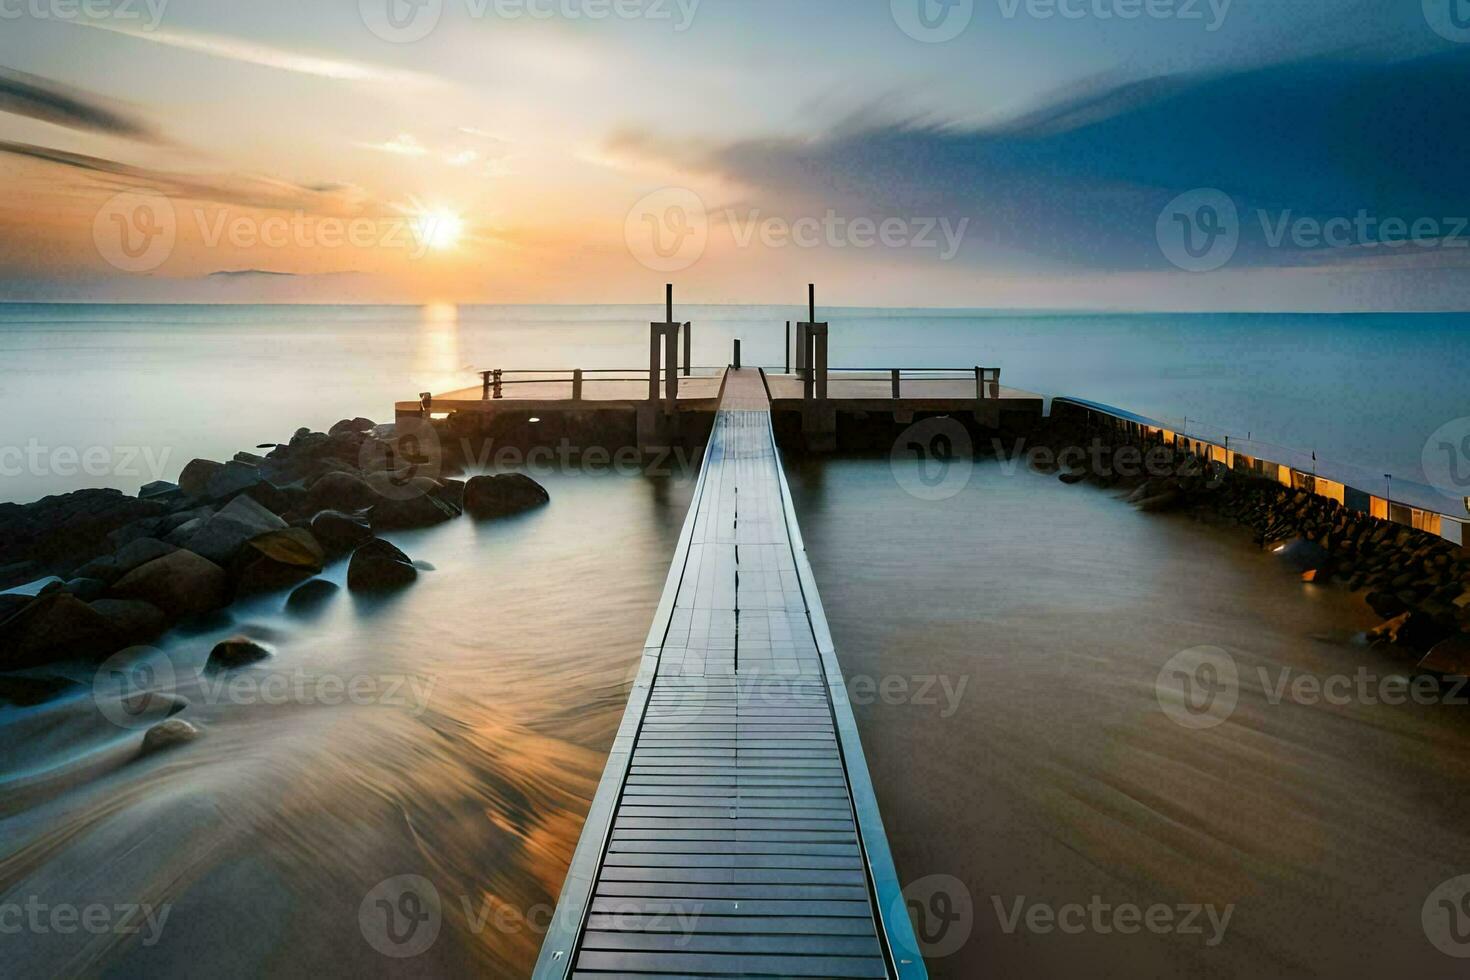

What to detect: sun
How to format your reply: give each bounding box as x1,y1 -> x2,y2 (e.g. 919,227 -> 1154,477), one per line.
413,210 -> 464,251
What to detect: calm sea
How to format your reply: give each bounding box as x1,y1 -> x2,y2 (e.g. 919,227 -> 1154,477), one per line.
1,304 -> 1467,504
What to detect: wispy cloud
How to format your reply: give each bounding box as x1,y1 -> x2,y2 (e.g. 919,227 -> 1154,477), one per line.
69,20 -> 434,87
0,67 -> 160,141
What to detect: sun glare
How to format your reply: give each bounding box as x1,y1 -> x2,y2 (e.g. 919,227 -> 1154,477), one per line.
414,210 -> 464,251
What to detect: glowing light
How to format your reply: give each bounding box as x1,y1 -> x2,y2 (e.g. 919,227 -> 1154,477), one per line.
413,210 -> 464,251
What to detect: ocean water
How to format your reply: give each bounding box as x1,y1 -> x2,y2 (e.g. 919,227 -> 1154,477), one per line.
4,305 -> 1470,978
1,304 -> 1467,505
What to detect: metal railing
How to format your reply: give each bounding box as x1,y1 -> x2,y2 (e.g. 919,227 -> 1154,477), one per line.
821,366 -> 1003,399
475,366 -> 725,400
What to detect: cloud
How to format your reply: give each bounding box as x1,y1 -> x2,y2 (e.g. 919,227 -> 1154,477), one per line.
0,67 -> 159,141
0,139 -> 371,216
615,48 -> 1470,272
68,21 -> 434,87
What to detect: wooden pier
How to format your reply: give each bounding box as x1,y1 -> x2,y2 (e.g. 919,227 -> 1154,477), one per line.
531,369 -> 926,978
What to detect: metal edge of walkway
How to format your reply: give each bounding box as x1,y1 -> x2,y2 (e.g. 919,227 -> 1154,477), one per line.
532,407 -> 926,979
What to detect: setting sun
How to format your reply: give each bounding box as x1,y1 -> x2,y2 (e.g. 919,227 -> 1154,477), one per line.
413,210 -> 464,251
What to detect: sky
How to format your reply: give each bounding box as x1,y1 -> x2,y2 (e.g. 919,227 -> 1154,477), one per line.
0,0 -> 1467,309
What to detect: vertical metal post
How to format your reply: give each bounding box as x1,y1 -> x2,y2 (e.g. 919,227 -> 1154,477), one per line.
481,370 -> 492,400
975,366 -> 983,400
733,338 -> 742,369
785,321 -> 791,374
682,322 -> 691,377
492,369 -> 502,399
891,369 -> 901,399
666,283 -> 673,326
808,283 -> 815,325
665,321 -> 678,407
572,368 -> 583,401
649,323 -> 661,402
814,326 -> 828,401
795,322 -> 808,377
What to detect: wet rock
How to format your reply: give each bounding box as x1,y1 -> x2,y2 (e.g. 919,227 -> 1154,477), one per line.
463,474 -> 550,519
233,451 -> 266,466
203,460 -> 264,501
164,517 -> 209,546
307,470 -> 377,512
138,480 -> 181,500
141,718 -> 201,754
177,459 -> 224,498
208,635 -> 272,669
110,550 -> 228,619
0,593 -> 118,668
244,481 -> 306,517
369,491 -> 461,531
0,592 -> 31,622
182,495 -> 287,565
1272,537 -> 1331,575
435,478 -> 466,509
1366,591 -> 1409,619
89,598 -> 167,644
1058,469 -> 1087,485
1136,489 -> 1182,512
347,538 -> 418,592
60,577 -> 108,601
286,578 -> 339,612
0,560 -> 41,591
159,507 -> 214,536
0,489 -> 165,581
309,510 -> 373,556
329,417 -> 376,436
234,528 -> 326,596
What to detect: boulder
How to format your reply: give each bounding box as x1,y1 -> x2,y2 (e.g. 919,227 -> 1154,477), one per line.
203,460 -> 263,501
369,492 -> 461,531
110,550 -> 228,618
435,478 -> 466,509
1366,591 -> 1409,619
234,528 -> 326,596
138,480 -> 181,501
207,635 -> 272,669
309,510 -> 373,555
347,538 -> 418,592
177,459 -> 224,498
60,577 -> 109,601
0,560 -> 41,591
244,481 -> 306,517
181,495 -> 287,565
307,470 -> 377,512
329,417 -> 376,435
233,451 -> 266,466
0,594 -> 119,668
0,592 -> 31,622
89,598 -> 167,645
1272,537 -> 1331,575
165,517 -> 209,546
141,718 -> 201,754
286,578 -> 340,612
159,507 -> 214,535
0,488 -> 165,581
463,474 -> 550,519
1058,469 -> 1087,485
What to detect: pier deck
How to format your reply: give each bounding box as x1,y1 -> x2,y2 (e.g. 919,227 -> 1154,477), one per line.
533,370 -> 925,979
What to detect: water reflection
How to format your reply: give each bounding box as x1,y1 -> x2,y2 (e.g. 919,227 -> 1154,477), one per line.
413,303 -> 465,397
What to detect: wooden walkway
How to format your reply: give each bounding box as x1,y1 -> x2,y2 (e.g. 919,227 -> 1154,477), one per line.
534,370 -> 925,979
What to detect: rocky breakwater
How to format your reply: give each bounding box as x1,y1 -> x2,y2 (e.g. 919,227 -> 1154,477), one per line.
0,415 -> 551,708
1038,417 -> 1470,675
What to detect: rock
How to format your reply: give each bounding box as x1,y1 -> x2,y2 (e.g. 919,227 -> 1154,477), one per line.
107,516 -> 166,550
329,417 -> 376,435
182,495 -> 287,565
1366,591 -> 1409,619
207,635 -> 272,669
369,491 -> 461,531
61,577 -> 108,601
138,480 -> 180,500
286,578 -> 339,612
309,510 -> 373,555
463,474 -> 550,519
159,507 -> 214,535
0,594 -> 119,668
307,470 -> 377,512
233,451 -> 266,466
234,528 -> 326,596
141,718 -> 201,754
89,599 -> 167,644
1136,490 -> 1182,512
0,592 -> 31,622
177,458 -> 224,498
165,517 -> 209,546
112,537 -> 179,575
1422,634 -> 1470,676
435,478 -> 466,509
0,489 -> 165,581
244,481 -> 306,517
110,550 -> 228,619
347,538 -> 418,592
0,674 -> 79,707
203,460 -> 263,501
1272,537 -> 1331,575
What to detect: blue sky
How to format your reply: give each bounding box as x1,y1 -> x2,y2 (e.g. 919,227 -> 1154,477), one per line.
0,0 -> 1466,308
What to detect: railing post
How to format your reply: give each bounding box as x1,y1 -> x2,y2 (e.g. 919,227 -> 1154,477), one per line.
989,368 -> 1000,399
419,391 -> 432,415
649,323 -> 661,402
493,369 -> 503,399
572,368 -> 583,401
733,338 -> 742,370
682,322 -> 691,377
975,366 -> 982,401
665,319 -> 679,407
891,368 -> 901,399
785,321 -> 791,374
814,325 -> 828,400
480,370 -> 493,400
